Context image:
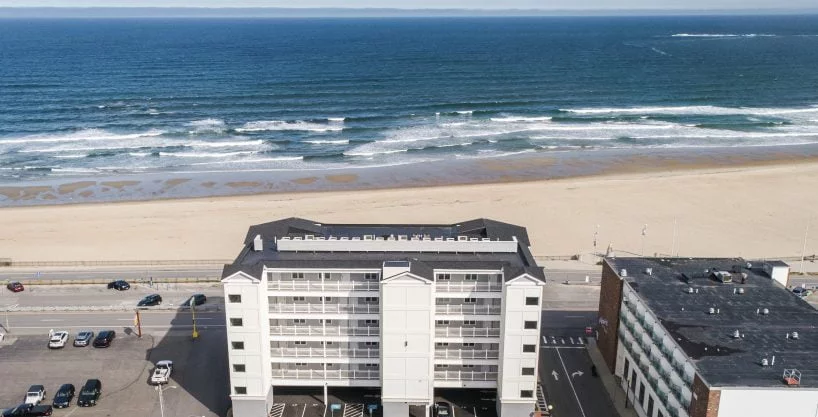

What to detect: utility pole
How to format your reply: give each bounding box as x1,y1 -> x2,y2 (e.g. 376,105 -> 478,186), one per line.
191,298 -> 198,340
135,309 -> 142,338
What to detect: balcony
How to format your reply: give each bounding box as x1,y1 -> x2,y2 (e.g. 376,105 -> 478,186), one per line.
435,350 -> 499,360
270,325 -> 379,337
271,369 -> 379,380
268,281 -> 379,292
435,327 -> 500,338
436,282 -> 503,293
270,347 -> 379,359
435,305 -> 501,315
434,371 -> 498,381
269,304 -> 379,314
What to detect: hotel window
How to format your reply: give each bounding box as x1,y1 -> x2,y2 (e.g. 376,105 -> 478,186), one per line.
364,273 -> 379,280
464,298 -> 477,304
228,294 -> 242,303
321,319 -> 333,324
436,342 -> 449,347
463,320 -> 476,326
291,272 -> 304,279
438,274 -> 451,281
364,319 -> 378,326
294,341 -> 307,345
234,387 -> 247,395
293,319 -> 306,324
463,364 -> 474,368
436,320 -> 450,325
436,364 -> 449,368
293,296 -> 305,302
364,297 -> 378,303
523,344 -> 535,353
229,318 -> 243,327
525,297 -> 539,306
364,341 -> 378,347
524,320 -> 538,329
320,297 -> 333,302
295,363 -> 307,367
364,363 -> 379,368
231,341 -> 245,350
522,367 -> 535,376
463,343 -> 475,348
465,274 -> 478,281
233,364 -> 246,373
520,390 -> 533,398
320,272 -> 331,279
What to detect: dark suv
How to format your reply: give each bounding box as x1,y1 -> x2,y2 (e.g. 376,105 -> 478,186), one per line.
52,384 -> 75,409
137,294 -> 162,307
77,379 -> 101,407
92,330 -> 115,348
107,280 -> 130,291
184,293 -> 207,306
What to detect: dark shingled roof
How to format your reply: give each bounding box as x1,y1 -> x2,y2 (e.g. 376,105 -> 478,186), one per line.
607,257 -> 818,388
225,218 -> 543,282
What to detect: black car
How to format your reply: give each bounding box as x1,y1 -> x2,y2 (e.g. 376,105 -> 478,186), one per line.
107,280 -> 130,291
6,281 -> 24,292
2,404 -> 52,417
52,384 -> 75,409
92,330 -> 115,348
77,379 -> 101,407
184,293 -> 207,306
137,294 -> 162,307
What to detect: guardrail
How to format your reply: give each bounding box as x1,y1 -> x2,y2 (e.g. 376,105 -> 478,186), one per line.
3,277 -> 221,286
270,326 -> 379,337
271,369 -> 379,380
0,259 -> 231,267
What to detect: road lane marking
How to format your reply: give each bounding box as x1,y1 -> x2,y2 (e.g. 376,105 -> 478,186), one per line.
565,315 -> 585,318
40,319 -> 63,322
556,348 -> 587,417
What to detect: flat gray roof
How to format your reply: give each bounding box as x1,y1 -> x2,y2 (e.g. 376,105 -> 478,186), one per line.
607,257 -> 818,388
223,218 -> 544,282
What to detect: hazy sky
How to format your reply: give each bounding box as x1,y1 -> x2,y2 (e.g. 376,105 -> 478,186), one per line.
1,0 -> 816,9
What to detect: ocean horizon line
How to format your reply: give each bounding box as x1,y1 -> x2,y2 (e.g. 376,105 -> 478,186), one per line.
1,7 -> 818,18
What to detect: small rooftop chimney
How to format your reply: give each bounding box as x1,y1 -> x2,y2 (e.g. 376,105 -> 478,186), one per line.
253,234 -> 263,251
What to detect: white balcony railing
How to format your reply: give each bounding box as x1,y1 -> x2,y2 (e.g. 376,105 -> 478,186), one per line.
268,281 -> 379,292
270,347 -> 379,358
270,325 -> 379,337
435,304 -> 501,315
435,350 -> 499,360
434,371 -> 498,381
270,304 -> 379,314
435,282 -> 503,292
271,369 -> 379,380
435,327 -> 501,338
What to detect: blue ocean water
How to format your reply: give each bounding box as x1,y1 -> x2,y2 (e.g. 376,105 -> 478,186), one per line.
2,15 -> 818,181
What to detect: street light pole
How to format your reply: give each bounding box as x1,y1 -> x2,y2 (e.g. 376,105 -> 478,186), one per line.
155,385 -> 177,417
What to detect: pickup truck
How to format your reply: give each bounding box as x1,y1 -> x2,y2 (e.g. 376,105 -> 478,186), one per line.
23,386 -> 45,405
2,403 -> 53,417
150,360 -> 173,385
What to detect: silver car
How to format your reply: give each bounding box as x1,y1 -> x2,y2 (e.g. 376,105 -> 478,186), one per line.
74,331 -> 95,347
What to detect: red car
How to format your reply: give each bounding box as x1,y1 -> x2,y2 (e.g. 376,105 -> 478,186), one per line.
6,281 -> 24,292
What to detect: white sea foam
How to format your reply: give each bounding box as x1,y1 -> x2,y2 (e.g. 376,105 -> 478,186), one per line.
159,151 -> 257,158
490,116 -> 552,122
236,120 -> 343,133
187,119 -> 226,134
455,111 -> 474,115
651,47 -> 670,56
303,139 -> 350,145
189,156 -> 304,166
563,105 -> 818,117
0,129 -> 166,145
327,117 -> 346,122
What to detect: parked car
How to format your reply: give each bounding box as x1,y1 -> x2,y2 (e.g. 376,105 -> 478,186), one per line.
77,379 -> 102,407
434,402 -> 452,417
6,281 -> 24,292
137,294 -> 162,307
793,287 -> 811,298
52,384 -> 75,409
73,331 -> 95,347
48,331 -> 69,349
92,330 -> 115,348
107,280 -> 130,291
150,360 -> 174,385
23,385 -> 45,405
2,403 -> 52,417
183,293 -> 207,307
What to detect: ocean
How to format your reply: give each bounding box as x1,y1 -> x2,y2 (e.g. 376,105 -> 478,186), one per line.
2,15 -> 818,185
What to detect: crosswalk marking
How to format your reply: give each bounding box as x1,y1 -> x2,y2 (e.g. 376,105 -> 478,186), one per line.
542,335 -> 587,346
269,404 -> 285,417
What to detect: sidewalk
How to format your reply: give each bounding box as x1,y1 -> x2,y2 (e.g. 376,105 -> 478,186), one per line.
586,337 -> 639,417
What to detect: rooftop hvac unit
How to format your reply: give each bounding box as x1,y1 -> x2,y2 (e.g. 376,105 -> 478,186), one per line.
732,329 -> 741,339
761,358 -> 769,366
687,287 -> 695,294
645,268 -> 653,276
620,269 -> 628,277
791,331 -> 799,340
738,288 -> 745,294
708,307 -> 716,315
762,308 -> 770,315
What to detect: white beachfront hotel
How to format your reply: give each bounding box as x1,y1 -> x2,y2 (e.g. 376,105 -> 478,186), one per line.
221,218 -> 545,417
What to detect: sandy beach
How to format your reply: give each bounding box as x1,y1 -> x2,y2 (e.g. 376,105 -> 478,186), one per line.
1,160 -> 816,263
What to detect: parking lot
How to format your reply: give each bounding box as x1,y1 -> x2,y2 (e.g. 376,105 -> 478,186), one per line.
0,319 -> 230,417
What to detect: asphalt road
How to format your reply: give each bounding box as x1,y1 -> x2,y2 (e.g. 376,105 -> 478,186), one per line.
2,310 -> 225,336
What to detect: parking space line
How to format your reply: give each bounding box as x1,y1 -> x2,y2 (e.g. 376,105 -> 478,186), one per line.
542,336 -> 548,344
301,404 -> 307,417
555,348 -> 587,417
